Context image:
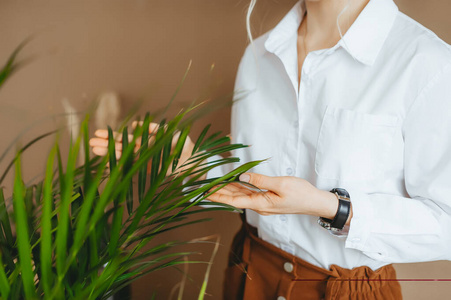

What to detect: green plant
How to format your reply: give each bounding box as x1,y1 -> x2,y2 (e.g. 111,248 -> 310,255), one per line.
0,44 -> 262,299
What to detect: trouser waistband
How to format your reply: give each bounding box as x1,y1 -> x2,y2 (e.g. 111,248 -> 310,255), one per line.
223,216 -> 402,300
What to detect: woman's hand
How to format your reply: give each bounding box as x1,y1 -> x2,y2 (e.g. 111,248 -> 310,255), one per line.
207,173 -> 351,222
89,121 -> 198,176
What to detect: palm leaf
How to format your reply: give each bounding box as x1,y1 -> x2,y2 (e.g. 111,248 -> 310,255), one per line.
0,252 -> 10,298
12,155 -> 37,298
40,144 -> 57,296
0,38 -> 30,90
0,130 -> 57,185
1,42 -> 263,298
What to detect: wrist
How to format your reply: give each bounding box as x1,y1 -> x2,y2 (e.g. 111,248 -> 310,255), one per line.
315,189 -> 339,219
318,188 -> 353,232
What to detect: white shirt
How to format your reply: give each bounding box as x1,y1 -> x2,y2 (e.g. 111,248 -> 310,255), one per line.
208,0 -> 451,270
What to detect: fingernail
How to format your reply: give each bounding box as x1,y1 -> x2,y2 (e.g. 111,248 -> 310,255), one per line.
239,173 -> 250,183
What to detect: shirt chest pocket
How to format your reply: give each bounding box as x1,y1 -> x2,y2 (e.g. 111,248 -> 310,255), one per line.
314,105 -> 400,182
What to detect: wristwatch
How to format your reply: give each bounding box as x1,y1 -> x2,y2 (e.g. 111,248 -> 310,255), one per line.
318,188 -> 351,232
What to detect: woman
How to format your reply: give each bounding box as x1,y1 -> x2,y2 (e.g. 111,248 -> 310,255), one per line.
91,0 -> 451,298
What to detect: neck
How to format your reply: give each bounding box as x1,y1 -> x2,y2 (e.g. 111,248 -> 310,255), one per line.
301,0 -> 370,47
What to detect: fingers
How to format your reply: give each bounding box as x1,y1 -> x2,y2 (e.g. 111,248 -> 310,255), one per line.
132,121 -> 160,134
131,122 -> 193,154
89,138 -> 123,150
95,120 -> 160,142
94,129 -> 134,142
91,121 -> 193,173
89,136 -> 141,160
208,184 -> 251,197
131,121 -> 141,129
207,188 -> 281,214
92,146 -> 122,159
217,182 -> 254,195
206,192 -> 253,209
206,182 -> 264,208
90,127 -> 142,155
238,173 -> 281,192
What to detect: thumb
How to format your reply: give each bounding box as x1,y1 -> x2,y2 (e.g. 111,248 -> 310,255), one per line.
239,173 -> 279,191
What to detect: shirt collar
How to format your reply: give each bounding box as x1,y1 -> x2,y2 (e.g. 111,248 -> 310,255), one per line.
264,0 -> 399,66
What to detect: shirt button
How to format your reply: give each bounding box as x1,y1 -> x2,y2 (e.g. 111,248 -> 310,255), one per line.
277,297 -> 287,300
293,120 -> 298,127
283,262 -> 294,273
286,167 -> 293,175
279,215 -> 287,222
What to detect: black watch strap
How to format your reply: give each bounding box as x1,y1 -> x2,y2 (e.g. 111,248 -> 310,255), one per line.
319,188 -> 351,231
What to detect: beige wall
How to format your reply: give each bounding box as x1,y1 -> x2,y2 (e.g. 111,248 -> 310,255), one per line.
1,0 -> 450,299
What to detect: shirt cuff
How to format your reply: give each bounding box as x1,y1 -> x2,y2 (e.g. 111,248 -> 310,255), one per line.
344,188 -> 374,252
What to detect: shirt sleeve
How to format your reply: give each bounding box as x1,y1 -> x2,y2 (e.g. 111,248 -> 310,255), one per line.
344,62 -> 451,263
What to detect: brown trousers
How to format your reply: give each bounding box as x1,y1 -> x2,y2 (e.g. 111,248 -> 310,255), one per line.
223,219 -> 402,300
